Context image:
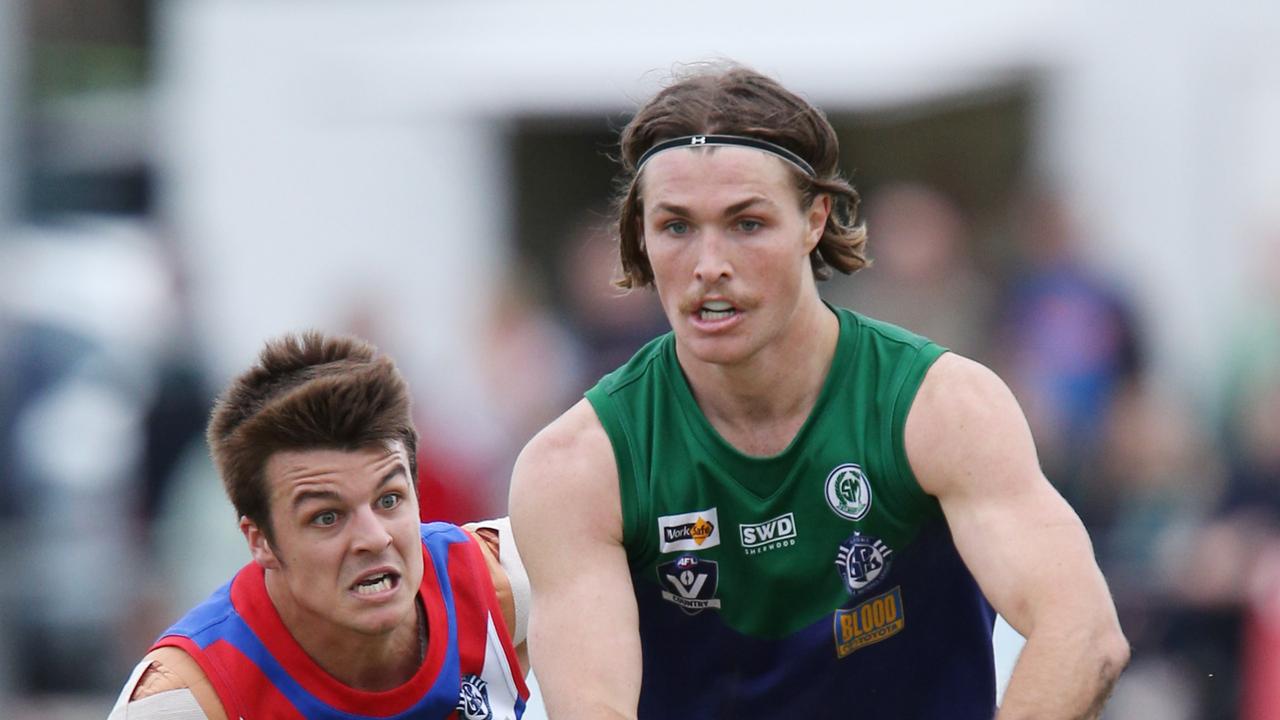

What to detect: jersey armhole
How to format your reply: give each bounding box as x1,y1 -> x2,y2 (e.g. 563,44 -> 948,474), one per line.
887,343 -> 948,512
584,386 -> 648,563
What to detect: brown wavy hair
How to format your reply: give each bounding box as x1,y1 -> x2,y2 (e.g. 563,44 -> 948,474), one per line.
207,331 -> 418,543
613,63 -> 868,289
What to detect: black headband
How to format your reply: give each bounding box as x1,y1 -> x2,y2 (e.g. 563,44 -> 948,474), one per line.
634,134 -> 817,177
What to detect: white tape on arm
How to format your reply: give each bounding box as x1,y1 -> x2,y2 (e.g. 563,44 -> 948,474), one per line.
107,659 -> 209,719
113,689 -> 208,719
472,516 -> 530,646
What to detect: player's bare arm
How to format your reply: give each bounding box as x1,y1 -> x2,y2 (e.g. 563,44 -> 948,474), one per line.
905,352 -> 1129,720
509,399 -> 642,720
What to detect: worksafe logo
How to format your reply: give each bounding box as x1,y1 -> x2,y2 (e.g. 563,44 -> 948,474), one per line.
833,586 -> 905,658
825,463 -> 872,521
739,512 -> 798,555
658,554 -> 722,615
834,532 -> 893,596
657,508 -> 721,552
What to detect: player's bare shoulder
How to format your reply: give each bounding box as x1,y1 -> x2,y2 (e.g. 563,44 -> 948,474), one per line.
510,398 -> 621,543
513,398 -> 616,491
905,351 -> 1041,498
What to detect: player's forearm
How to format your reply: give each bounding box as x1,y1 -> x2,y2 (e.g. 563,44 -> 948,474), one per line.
528,614 -> 641,720
996,620 -> 1129,720
540,697 -> 635,720
534,662 -> 638,720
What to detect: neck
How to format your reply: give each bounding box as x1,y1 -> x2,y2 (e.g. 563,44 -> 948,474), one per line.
264,572 -> 424,691
677,296 -> 839,456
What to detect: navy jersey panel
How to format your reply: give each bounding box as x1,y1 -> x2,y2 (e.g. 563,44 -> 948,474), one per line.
635,518 -> 997,718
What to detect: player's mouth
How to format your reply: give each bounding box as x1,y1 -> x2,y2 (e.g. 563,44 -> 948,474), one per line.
351,569 -> 401,596
698,299 -> 737,321
689,298 -> 743,331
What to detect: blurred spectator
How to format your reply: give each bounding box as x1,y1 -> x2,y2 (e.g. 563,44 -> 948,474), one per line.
824,181 -> 995,362
993,185 -> 1144,508
1090,378 -> 1232,719
1214,231 -> 1280,720
429,262 -> 584,525
1094,380 -> 1224,595
558,212 -> 668,390
0,217 -> 209,696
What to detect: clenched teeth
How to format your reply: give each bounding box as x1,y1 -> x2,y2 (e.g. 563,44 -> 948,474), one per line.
355,573 -> 392,594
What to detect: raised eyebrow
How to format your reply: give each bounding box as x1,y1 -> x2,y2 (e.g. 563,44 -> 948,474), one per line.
291,467 -> 407,511
291,488 -> 340,512
377,466 -> 409,491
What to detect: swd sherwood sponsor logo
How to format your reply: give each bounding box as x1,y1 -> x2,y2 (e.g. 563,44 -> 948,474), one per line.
658,554 -> 722,615
834,586 -> 905,658
657,507 -> 721,552
739,512 -> 797,555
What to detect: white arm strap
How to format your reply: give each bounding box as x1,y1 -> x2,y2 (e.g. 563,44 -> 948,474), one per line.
106,659 -> 210,720
472,516 -> 530,646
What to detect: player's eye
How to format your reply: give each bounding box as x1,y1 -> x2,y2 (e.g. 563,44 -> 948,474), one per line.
664,220 -> 690,235
737,219 -> 763,232
311,510 -> 338,527
378,493 -> 401,510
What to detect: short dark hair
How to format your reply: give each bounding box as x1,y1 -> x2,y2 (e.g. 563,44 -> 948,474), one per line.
613,63 -> 868,288
207,331 -> 418,541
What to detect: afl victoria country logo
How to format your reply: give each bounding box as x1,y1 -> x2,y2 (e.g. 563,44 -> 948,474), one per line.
825,463 -> 872,520
658,554 -> 722,615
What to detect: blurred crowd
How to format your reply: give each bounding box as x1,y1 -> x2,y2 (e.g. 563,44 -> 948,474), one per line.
2,179 -> 1278,719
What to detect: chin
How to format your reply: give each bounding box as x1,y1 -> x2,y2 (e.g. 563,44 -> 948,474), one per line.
679,334 -> 757,367
351,605 -> 411,637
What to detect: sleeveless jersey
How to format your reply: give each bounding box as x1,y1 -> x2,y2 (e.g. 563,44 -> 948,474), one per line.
152,522 -> 528,719
585,307 -> 996,718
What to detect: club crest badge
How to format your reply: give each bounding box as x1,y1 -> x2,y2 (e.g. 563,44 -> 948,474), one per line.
456,674 -> 493,720
834,532 -> 893,597
825,463 -> 872,521
657,553 -> 722,614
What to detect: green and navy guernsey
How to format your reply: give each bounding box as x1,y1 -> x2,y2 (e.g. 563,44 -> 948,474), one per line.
585,306 -> 997,718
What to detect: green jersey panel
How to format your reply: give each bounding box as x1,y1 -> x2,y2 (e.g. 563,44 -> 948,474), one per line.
587,306 -> 946,638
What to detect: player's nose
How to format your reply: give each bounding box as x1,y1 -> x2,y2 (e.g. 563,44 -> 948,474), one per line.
693,231 -> 732,284
349,505 -> 393,553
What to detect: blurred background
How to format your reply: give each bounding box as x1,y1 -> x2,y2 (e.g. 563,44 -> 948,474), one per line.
1,1 -> 1279,718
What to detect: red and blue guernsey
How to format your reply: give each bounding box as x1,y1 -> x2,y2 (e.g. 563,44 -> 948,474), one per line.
151,523 -> 528,719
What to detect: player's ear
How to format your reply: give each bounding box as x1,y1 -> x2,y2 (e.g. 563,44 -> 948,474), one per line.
805,194 -> 831,252
241,516 -> 282,570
